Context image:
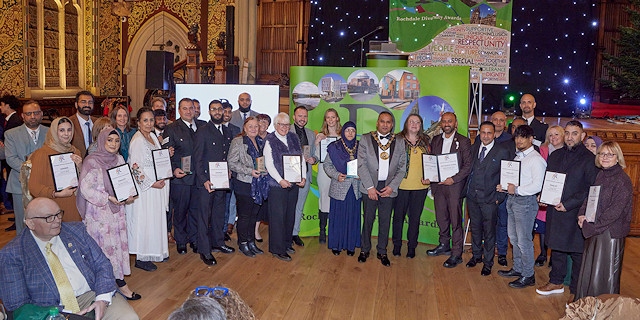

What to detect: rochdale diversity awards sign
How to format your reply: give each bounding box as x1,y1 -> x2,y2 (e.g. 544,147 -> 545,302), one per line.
390,0 -> 513,84
290,66 -> 469,244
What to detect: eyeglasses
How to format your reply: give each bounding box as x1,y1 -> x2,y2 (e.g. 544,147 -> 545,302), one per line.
598,152 -> 616,159
276,123 -> 289,127
194,286 -> 229,298
209,107 -> 223,112
23,111 -> 43,117
29,210 -> 64,223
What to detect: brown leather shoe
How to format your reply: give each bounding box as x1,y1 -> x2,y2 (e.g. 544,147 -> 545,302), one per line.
535,282 -> 564,296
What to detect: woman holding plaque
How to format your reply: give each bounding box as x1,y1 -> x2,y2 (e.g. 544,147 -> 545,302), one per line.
391,114 -> 430,258
111,105 -> 137,162
314,108 -> 342,244
228,117 -> 269,257
28,117 -> 83,222
78,128 -> 140,300
126,107 -> 169,272
254,113 -> 271,242
264,112 -> 306,261
323,121 -> 360,255
575,141 -> 633,300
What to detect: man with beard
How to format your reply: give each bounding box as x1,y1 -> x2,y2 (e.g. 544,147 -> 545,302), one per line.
193,99 -> 202,119
230,92 -> 258,128
154,109 -> 168,142
536,120 -> 598,301
221,100 -> 240,240
70,91 -> 98,157
193,100 -> 235,265
507,94 -> 548,146
426,112 -> 472,268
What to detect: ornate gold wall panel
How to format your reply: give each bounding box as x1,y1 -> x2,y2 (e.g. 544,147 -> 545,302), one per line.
207,0 -> 233,61
84,0 -> 94,89
98,0 -> 122,95
128,1 -> 162,42
0,0 -> 25,96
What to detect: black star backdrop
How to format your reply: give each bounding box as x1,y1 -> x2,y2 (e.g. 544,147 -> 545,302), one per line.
307,0 -> 599,117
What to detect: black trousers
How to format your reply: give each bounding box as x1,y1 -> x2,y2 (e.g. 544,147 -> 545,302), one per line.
466,195 -> 498,267
268,186 -> 298,255
432,183 -> 465,257
392,188 -> 428,250
234,179 -> 260,244
197,188 -> 227,253
171,184 -> 199,245
550,249 -> 583,294
361,181 -> 394,255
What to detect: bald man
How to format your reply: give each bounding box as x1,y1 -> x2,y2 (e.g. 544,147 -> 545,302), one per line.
230,92 -> 258,128
508,94 -> 548,145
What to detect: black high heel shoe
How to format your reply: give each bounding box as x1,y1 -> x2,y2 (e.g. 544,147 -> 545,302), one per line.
118,290 -> 142,301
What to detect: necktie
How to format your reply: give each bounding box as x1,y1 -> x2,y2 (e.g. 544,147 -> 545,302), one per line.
31,130 -> 37,144
45,243 -> 80,313
85,122 -> 92,145
243,112 -> 247,121
479,146 -> 486,162
190,123 -> 195,132
216,125 -> 222,134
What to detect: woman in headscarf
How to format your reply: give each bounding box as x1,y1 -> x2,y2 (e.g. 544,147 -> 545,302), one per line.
28,117 -> 83,221
584,136 -> 603,155
323,121 -> 361,256
78,128 -> 140,300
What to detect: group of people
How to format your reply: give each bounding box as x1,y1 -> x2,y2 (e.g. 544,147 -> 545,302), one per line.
0,90 -> 633,318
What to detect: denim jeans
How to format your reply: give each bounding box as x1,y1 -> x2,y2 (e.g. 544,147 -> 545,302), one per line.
506,194 -> 538,277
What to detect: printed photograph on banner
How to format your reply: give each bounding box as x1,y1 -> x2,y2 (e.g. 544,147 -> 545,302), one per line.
318,73 -> 347,103
463,0 -> 511,10
400,95 -> 454,138
470,3 -> 497,26
346,69 -> 379,102
379,69 -> 420,110
292,81 -> 321,110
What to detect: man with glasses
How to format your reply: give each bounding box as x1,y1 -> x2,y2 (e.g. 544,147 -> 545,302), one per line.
230,92 -> 258,128
69,91 -> 98,157
4,101 -> 48,234
193,100 -> 235,266
0,197 -> 139,319
536,120 -> 598,302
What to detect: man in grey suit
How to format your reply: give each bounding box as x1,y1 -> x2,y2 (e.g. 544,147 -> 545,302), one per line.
230,92 -> 258,128
357,111 -> 406,267
289,106 -> 317,247
5,100 -> 48,234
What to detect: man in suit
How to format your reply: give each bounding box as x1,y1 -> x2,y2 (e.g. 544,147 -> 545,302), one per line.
465,121 -> 510,276
5,100 -> 48,234
69,91 -> 98,157
426,112 -> 473,268
492,111 -> 515,267
193,99 -> 236,266
154,109 -> 168,141
0,197 -> 138,319
163,98 -> 206,255
230,92 -> 258,128
0,94 -> 23,216
357,111 -> 407,267
289,106 -> 318,247
193,99 -> 202,119
507,94 -> 548,146
536,120 -> 598,299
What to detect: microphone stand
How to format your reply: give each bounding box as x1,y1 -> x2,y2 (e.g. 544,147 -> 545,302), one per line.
348,26 -> 383,67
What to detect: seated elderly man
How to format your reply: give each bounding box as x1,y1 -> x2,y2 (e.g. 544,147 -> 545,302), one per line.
0,197 -> 139,320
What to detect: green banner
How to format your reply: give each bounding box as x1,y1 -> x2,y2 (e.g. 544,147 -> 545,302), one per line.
290,66 -> 469,245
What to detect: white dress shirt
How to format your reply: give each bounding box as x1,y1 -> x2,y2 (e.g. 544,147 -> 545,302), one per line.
376,131 -> 390,181
514,145 -> 546,196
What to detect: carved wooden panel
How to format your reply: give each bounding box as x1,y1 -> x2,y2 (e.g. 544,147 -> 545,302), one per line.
43,0 -> 59,88
65,3 -> 79,87
27,0 -> 39,88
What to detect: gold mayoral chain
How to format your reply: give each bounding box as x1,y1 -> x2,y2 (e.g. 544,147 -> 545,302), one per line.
341,139 -> 358,160
372,131 -> 395,160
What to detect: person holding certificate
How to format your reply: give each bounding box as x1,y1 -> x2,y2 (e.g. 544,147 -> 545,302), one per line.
125,107 -> 169,272
536,120 -> 598,299
314,108 -> 342,244
425,112 -> 472,268
264,112 -> 306,262
323,121 -> 360,256
576,141 -> 633,300
28,117 -> 83,222
228,117 -> 269,258
78,128 -> 140,301
391,114 -> 430,259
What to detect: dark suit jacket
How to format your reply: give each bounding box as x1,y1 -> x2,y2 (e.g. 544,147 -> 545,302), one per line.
0,223 -> 116,311
69,114 -> 98,158
2,112 -> 23,140
193,121 -> 233,189
225,122 -> 241,138
163,118 -> 207,186
357,133 -> 406,197
507,117 -> 548,143
465,141 -> 510,203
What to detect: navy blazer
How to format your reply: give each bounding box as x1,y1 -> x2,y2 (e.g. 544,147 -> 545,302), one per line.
0,223 -> 116,311
193,121 -> 233,188
163,118 -> 207,186
465,141 -> 510,203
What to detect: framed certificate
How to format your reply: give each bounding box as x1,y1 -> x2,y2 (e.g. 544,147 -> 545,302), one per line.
152,149 -> 173,180
255,156 -> 267,174
48,153 -> 78,191
107,163 -> 139,202
584,185 -> 601,222
539,171 -> 567,205
500,160 -> 521,190
302,145 -> 311,159
422,154 -> 439,182
320,137 -> 338,162
437,153 -> 459,181
181,156 -> 192,174
208,162 -> 230,189
346,159 -> 358,178
283,155 -> 303,183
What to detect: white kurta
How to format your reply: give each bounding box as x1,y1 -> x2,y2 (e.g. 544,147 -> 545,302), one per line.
125,131 -> 170,262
